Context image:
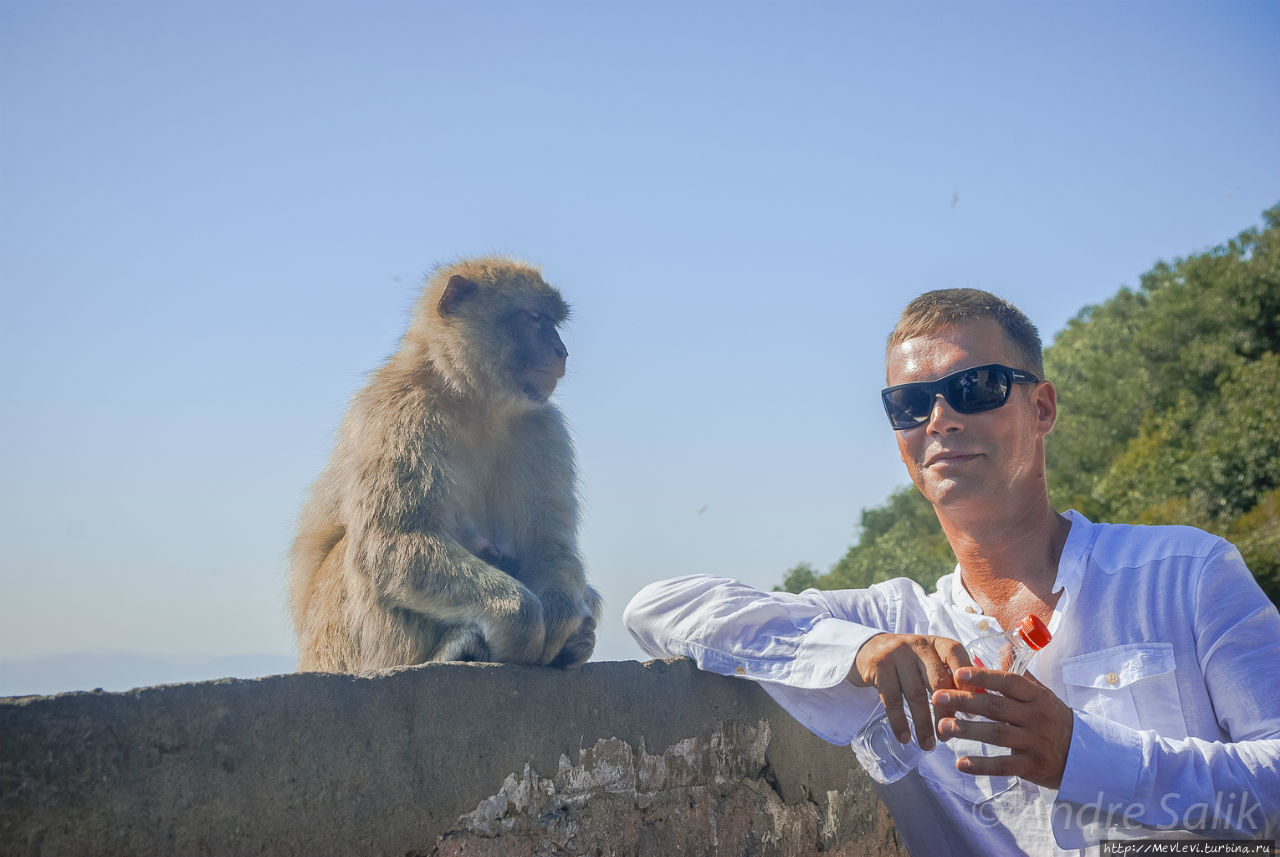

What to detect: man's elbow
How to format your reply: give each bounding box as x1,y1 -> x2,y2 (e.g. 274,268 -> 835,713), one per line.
622,582 -> 667,656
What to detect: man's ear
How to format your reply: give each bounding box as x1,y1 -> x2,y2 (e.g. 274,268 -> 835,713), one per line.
1035,379 -> 1058,435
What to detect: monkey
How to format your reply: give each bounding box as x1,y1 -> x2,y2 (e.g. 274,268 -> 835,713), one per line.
289,257 -> 602,672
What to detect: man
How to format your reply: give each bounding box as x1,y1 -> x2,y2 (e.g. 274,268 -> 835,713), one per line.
624,289 -> 1280,855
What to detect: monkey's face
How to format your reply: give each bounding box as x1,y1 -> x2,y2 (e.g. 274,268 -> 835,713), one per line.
502,304 -> 568,404
430,270 -> 570,407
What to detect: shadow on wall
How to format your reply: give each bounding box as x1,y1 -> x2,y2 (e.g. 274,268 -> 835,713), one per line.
0,658 -> 905,857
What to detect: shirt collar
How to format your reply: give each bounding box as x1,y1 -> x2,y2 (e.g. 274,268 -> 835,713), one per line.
1047,509 -> 1096,637
943,566 -> 982,614
1052,510 -> 1094,597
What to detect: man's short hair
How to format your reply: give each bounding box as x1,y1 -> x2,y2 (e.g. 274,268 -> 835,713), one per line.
887,288 -> 1044,377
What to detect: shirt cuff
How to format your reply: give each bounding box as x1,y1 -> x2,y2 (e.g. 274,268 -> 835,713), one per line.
1051,710 -> 1146,848
788,617 -> 884,689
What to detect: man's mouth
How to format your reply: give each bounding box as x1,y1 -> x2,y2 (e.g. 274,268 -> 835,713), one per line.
926,450 -> 981,468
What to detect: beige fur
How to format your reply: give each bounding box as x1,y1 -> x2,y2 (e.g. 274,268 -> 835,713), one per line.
290,257 -> 601,672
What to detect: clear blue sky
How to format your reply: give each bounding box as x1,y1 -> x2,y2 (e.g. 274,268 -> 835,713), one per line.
2,1 -> 1277,694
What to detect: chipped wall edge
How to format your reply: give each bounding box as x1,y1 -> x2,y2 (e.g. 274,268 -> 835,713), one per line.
1,658 -> 905,857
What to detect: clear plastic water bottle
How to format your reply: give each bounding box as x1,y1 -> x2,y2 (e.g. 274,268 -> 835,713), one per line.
850,613 -> 1052,784
965,613 -> 1051,676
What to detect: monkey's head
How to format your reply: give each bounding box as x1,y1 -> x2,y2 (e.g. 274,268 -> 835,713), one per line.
411,257 -> 570,408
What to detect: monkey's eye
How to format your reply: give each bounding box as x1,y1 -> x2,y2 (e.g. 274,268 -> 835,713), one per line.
523,310 -> 543,322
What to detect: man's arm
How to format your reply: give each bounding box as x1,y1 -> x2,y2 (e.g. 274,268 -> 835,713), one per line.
624,574 -> 883,689
624,574 -> 968,747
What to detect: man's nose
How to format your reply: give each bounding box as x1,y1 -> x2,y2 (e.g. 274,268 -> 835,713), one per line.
926,394 -> 964,434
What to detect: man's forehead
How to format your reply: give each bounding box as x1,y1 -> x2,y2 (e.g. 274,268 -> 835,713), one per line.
885,319 -> 1018,383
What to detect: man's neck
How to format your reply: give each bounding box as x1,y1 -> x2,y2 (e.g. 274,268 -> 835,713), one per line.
937,498 -> 1070,627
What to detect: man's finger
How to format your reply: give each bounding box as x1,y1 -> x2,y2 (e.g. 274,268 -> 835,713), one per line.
897,661 -> 936,750
935,688 -> 1035,730
953,667 -> 1040,702
955,751 -> 1031,779
876,669 -> 911,744
938,637 -> 974,676
921,638 -> 967,695
937,713 -> 1031,750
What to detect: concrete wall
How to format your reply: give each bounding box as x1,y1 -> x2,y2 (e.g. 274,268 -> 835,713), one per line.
0,658 -> 906,857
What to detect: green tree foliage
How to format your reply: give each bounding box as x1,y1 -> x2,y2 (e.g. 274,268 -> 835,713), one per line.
776,485 -> 955,594
1228,486 -> 1280,604
779,207 -> 1280,604
774,562 -> 820,593
822,486 -> 954,591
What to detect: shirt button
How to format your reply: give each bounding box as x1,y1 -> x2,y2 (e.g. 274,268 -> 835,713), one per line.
735,666 -> 746,676
977,620 -> 990,632
1105,671 -> 1120,685
965,606 -> 976,614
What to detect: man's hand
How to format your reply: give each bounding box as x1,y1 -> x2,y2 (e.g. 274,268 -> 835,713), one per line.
848,633 -> 972,751
932,667 -> 1074,788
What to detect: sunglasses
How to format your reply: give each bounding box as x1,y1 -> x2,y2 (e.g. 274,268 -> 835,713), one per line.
881,363 -> 1040,431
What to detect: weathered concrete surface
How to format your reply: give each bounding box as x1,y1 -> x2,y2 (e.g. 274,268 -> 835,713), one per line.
0,658 -> 906,857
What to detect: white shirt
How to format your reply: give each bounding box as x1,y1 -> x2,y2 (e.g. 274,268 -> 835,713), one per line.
623,511 -> 1280,856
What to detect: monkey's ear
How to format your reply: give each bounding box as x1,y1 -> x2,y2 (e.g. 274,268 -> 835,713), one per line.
438,275 -> 478,317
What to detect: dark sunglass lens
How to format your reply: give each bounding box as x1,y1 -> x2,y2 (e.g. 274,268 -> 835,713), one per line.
947,366 -> 1010,413
885,387 -> 933,427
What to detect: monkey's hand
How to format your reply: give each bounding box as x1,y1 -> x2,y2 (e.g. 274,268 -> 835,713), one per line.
474,584 -> 548,664
541,586 -> 603,668
550,614 -> 596,669
432,626 -> 491,662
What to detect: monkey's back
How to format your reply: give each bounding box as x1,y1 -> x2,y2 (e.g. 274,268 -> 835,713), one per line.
289,364 -> 454,671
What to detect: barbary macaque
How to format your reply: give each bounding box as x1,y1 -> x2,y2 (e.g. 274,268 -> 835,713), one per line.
290,257 -> 601,671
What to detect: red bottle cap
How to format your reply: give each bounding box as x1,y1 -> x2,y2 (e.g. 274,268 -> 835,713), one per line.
1017,614 -> 1052,650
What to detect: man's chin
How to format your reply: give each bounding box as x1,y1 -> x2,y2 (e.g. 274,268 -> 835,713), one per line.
917,475 -> 982,510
